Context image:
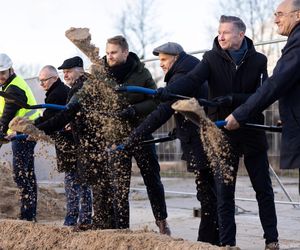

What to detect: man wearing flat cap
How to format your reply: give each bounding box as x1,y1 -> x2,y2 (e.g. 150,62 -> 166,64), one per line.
36,56 -> 93,228
124,42 -> 219,245
153,42 -> 184,56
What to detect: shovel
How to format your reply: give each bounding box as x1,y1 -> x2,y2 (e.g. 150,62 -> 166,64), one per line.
115,86 -> 219,107
214,120 -> 282,132
109,133 -> 178,152
171,99 -> 282,133
0,91 -> 66,110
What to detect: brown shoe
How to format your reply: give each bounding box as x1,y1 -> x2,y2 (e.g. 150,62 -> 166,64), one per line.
155,219 -> 171,236
265,242 -> 280,250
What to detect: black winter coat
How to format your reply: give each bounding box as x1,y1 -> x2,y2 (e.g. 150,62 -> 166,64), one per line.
165,36 -> 269,156
133,52 -> 208,170
34,78 -> 69,124
233,24 -> 300,169
34,78 -> 75,173
36,74 -> 86,143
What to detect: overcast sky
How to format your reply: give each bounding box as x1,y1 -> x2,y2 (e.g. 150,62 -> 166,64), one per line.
1,0 -> 218,75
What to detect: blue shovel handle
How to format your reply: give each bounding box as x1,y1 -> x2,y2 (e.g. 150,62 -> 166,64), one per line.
116,86 -> 191,100
116,86 -> 157,95
214,120 -> 227,127
32,104 -> 67,110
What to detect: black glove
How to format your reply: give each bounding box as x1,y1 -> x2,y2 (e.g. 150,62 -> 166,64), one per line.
66,95 -> 81,112
117,106 -> 136,119
211,95 -> 233,107
155,87 -> 172,101
168,128 -> 177,139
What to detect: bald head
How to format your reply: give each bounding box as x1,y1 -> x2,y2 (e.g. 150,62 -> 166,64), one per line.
38,65 -> 59,91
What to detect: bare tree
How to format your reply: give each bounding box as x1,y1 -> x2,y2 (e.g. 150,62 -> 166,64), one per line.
216,0 -> 283,57
115,0 -> 163,59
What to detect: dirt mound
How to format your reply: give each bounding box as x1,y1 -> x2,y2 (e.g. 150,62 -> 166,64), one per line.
0,161 -> 65,221
0,220 -> 221,250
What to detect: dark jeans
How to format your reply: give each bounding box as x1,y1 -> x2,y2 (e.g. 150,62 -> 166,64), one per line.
64,171 -> 92,226
11,140 -> 37,221
215,151 -> 278,246
133,141 -> 168,221
194,169 -> 219,245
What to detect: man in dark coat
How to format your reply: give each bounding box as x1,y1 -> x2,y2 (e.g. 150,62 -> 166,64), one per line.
36,57 -> 93,227
126,42 -> 219,245
35,65 -> 84,225
99,35 -> 170,233
154,16 -> 279,249
225,0 -> 300,174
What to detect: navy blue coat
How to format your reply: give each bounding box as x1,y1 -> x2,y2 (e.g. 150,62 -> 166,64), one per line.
134,51 -> 208,170
164,36 -> 269,156
233,24 -> 300,169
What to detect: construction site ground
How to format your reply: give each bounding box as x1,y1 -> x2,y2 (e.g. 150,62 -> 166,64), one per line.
37,174 -> 300,250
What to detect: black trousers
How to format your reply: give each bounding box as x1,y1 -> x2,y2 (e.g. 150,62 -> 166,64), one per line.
194,169 -> 219,245
215,151 -> 278,246
133,141 -> 168,221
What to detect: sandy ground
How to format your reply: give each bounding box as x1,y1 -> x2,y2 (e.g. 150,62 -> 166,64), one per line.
0,160 -> 300,250
128,175 -> 300,250
0,161 -> 222,250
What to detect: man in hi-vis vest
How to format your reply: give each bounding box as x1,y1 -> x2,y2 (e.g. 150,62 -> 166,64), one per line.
0,53 -> 40,222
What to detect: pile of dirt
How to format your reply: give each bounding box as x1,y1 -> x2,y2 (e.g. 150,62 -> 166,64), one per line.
0,220 -> 222,250
172,98 -> 234,183
0,161 -> 65,221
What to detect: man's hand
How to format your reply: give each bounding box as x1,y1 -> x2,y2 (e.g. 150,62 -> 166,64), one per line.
4,132 -> 16,141
224,114 -> 240,130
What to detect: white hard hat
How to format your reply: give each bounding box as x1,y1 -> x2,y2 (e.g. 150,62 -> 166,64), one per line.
0,53 -> 13,71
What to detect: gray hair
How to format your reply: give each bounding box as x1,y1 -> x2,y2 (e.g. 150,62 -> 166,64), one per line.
219,15 -> 246,33
41,65 -> 59,76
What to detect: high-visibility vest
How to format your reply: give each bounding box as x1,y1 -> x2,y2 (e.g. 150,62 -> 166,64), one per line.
0,76 -> 40,134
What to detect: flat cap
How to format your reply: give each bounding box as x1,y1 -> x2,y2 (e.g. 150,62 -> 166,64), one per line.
153,42 -> 184,56
58,56 -> 83,70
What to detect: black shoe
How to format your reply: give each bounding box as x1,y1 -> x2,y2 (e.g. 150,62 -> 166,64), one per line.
18,216 -> 37,223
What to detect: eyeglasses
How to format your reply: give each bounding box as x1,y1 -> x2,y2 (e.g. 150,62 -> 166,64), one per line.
39,76 -> 54,83
274,9 -> 299,17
